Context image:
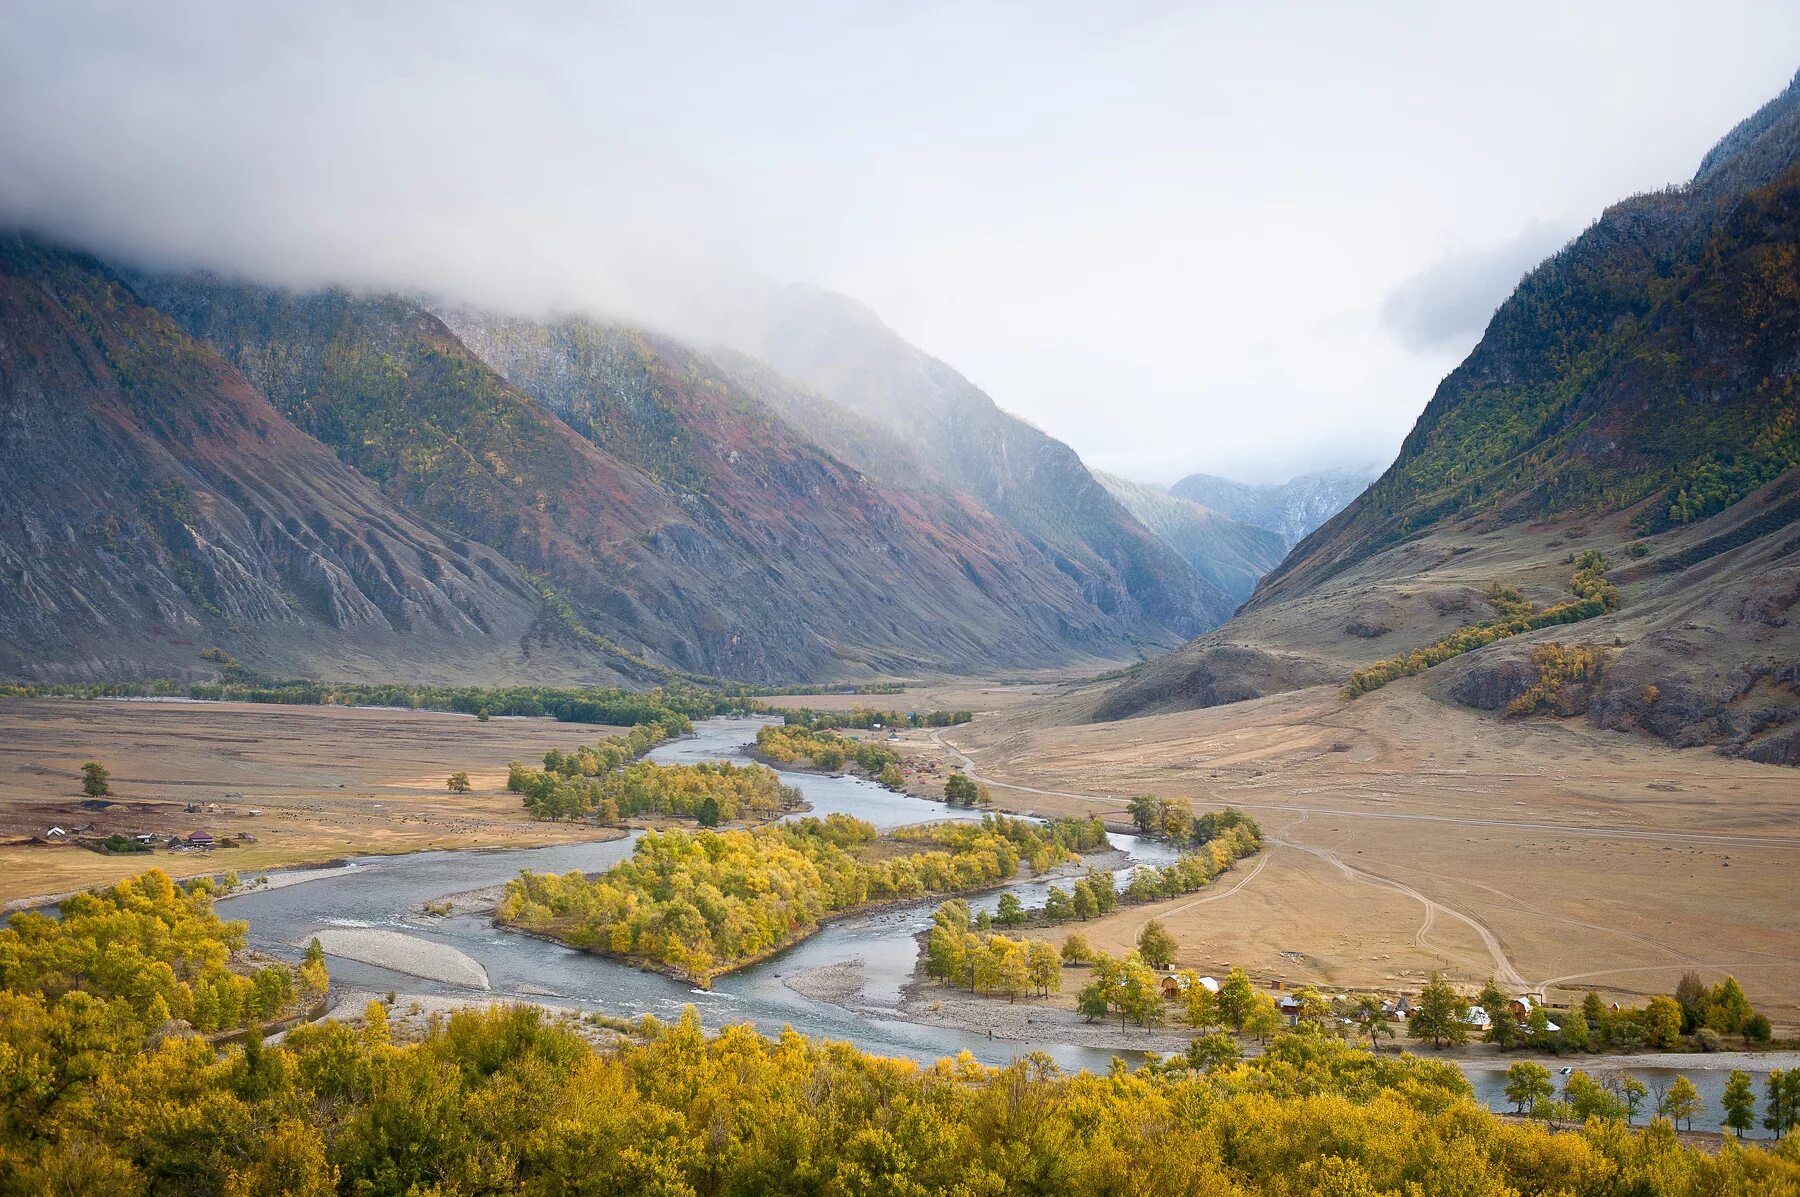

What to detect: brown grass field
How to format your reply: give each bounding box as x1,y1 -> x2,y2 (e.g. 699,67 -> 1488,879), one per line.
908,678 -> 1800,1027
0,698 -> 618,905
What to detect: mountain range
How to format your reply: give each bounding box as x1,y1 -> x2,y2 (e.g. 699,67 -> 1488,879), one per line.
1093,472 -> 1289,605
1096,71 -> 1800,764
0,239 -> 1243,686
1167,469 -> 1376,547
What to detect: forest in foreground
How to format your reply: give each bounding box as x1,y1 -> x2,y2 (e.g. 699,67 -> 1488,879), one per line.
5,869 -> 1800,1195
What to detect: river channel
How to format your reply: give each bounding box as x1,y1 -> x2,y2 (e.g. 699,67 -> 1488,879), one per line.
220,716 -> 1772,1131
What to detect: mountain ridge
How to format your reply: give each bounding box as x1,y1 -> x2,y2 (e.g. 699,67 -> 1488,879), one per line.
1094,73 -> 1800,763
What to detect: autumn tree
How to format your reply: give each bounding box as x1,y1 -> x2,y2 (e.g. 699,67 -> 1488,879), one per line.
1183,976 -> 1219,1032
446,771 -> 472,793
1060,932 -> 1093,965
1118,959 -> 1165,1030
1659,1075 -> 1702,1131
1643,995 -> 1683,1049
1026,940 -> 1061,998
1244,993 -> 1283,1045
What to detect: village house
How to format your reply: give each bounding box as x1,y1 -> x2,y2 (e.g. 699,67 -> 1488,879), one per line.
186,830 -> 215,848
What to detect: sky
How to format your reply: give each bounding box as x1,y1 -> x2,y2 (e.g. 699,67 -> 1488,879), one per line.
3,3 -> 1798,484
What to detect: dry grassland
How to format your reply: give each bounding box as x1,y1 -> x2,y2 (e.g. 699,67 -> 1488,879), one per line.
0,698 -> 617,904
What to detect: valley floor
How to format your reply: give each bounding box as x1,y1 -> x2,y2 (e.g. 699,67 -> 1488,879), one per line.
890,677 -> 1800,1028
0,698 -> 623,906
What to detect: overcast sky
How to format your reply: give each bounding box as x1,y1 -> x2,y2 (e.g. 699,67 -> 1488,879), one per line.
3,2 -> 1798,483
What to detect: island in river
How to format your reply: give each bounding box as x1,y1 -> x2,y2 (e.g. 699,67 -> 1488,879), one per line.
494,812 -> 1109,984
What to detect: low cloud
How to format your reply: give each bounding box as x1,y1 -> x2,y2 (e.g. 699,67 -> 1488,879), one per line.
1380,221 -> 1576,352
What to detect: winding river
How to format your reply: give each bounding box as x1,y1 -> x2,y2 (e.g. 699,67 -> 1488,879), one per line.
220,717 -> 1772,1129
223,717 -> 1180,1074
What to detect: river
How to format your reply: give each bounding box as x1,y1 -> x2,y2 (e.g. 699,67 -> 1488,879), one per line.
220,717 -> 1773,1131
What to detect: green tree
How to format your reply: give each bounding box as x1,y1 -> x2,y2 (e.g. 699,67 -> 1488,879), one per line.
1184,1031 -> 1239,1072
1557,1008 -> 1591,1053
1479,980 -> 1518,1049
1766,1068 -> 1799,1140
944,773 -> 980,806
1126,794 -> 1160,833
1503,1061 -> 1553,1114
1409,974 -> 1469,1049
1217,967 -> 1255,1031
1085,868 -> 1118,913
1351,997 -> 1393,1053
1071,880 -> 1098,920
1711,975 -> 1754,1033
995,893 -> 1026,928
1723,1070 -> 1757,1138
1745,1012 -> 1773,1045
1042,886 -> 1072,922
1136,920 -> 1177,970
1077,956 -> 1119,1023
695,795 -> 722,827
446,771 -> 472,794
1582,991 -> 1611,1045
1118,959 -> 1165,1030
1659,1075 -> 1702,1131
1563,1071 -> 1625,1122
1618,1075 -> 1647,1125
80,761 -> 110,797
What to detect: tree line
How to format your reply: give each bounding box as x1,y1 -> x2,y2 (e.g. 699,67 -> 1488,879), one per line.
772,706 -> 973,729
1347,551 -> 1621,697
1404,971 -> 1773,1055
0,675 -> 758,726
13,995 -> 1800,1194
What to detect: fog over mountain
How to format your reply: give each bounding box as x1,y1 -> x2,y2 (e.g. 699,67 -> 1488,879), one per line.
3,2 -> 1797,482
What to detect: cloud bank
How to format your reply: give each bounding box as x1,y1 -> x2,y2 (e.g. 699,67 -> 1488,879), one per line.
3,1 -> 1797,485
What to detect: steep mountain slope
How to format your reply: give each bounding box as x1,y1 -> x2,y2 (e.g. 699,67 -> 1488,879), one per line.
1167,469 -> 1374,547
0,236 -> 563,684
124,274 -> 1161,682
1094,472 -> 1286,604
1096,73 -> 1800,761
713,285 -> 1223,638
434,303 -> 1174,659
